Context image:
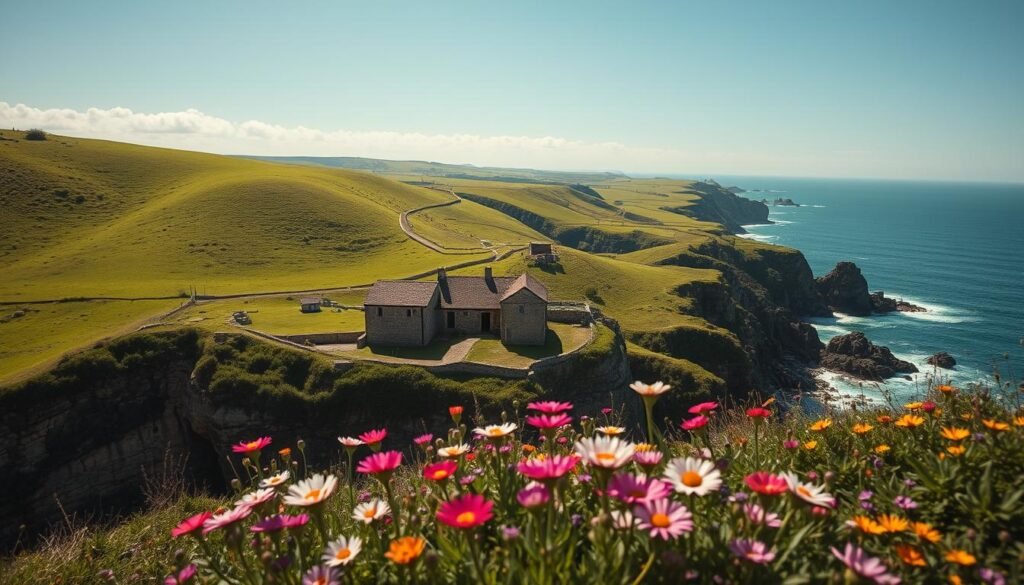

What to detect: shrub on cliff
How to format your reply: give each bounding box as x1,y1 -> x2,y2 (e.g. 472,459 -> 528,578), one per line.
24,128 -> 47,140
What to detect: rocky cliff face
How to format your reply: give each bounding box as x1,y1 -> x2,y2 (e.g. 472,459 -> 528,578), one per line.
820,332 -> 919,381
0,326 -> 634,547
682,181 -> 771,233
815,261 -> 873,316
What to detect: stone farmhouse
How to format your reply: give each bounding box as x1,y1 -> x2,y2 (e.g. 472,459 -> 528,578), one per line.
363,268 -> 548,347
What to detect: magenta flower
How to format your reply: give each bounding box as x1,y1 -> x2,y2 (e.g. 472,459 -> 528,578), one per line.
744,471 -> 788,496
171,511 -> 212,538
687,401 -> 718,415
356,450 -> 402,475
164,564 -> 197,585
745,407 -> 772,419
516,483 -> 552,508
831,543 -> 902,585
742,503 -> 782,528
232,436 -> 272,454
302,565 -> 340,585
633,450 -> 664,470
783,439 -> 800,450
634,498 -> 693,540
436,493 -> 495,529
423,460 -> 458,482
358,428 -> 387,446
894,495 -> 918,510
517,454 -> 580,482
526,413 -> 573,430
729,539 -> 776,564
202,506 -> 252,535
680,415 -> 709,431
601,407 -> 613,415
527,400 -> 573,413
251,514 -> 309,533
413,433 -> 434,446
607,473 -> 673,504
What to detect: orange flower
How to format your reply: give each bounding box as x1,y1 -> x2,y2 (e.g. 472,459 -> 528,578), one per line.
874,444 -> 891,454
521,444 -> 537,454
385,536 -> 426,565
982,419 -> 1009,432
876,415 -> 893,424
1013,415 -> 1024,427
949,575 -> 963,585
939,427 -> 970,441
877,514 -> 909,533
935,384 -> 956,394
946,445 -> 966,456
849,515 -> 886,535
278,447 -> 292,458
895,544 -> 927,567
895,414 -> 926,428
904,401 -> 924,410
944,549 -> 976,566
852,423 -> 874,434
803,440 -> 818,450
634,443 -> 657,452
809,418 -> 832,432
960,413 -> 973,421
913,522 -> 942,544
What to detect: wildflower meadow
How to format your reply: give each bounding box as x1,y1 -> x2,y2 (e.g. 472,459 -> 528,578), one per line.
163,382 -> 1023,584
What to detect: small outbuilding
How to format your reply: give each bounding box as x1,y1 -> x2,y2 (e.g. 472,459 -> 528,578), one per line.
299,297 -> 322,313
529,241 -> 558,263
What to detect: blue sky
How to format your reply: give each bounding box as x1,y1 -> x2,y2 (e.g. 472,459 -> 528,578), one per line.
2,0 -> 1022,181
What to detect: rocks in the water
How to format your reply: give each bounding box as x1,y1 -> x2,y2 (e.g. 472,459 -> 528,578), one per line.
815,262 -> 873,316
869,291 -> 926,313
820,331 -> 919,381
926,352 -> 957,369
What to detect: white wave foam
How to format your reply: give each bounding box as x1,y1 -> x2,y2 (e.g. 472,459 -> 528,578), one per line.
741,223 -> 773,228
810,204 -> 827,208
884,294 -> 979,324
737,233 -> 777,242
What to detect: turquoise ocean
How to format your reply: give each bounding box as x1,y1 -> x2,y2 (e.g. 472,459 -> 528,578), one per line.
716,176 -> 1024,402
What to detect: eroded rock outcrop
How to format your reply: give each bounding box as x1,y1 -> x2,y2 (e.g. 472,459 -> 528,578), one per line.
815,262 -> 873,316
926,352 -> 957,369
820,332 -> 918,381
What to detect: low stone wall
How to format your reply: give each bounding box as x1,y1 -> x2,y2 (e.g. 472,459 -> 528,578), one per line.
275,331 -> 364,345
547,301 -> 593,325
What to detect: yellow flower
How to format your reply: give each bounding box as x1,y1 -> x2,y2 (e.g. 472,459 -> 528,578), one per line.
385,536 -> 426,565
634,443 -> 657,452
895,414 -> 926,428
945,549 -> 976,566
874,444 -> 891,454
913,522 -> 942,544
946,445 -> 966,456
877,514 -> 909,533
940,427 -> 970,441
982,419 -> 1009,432
904,401 -> 924,410
852,423 -> 874,434
809,418 -> 832,432
895,544 -> 927,567
803,440 -> 818,450
850,515 -> 886,535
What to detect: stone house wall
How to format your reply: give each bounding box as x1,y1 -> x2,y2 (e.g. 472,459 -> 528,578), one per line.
500,288 -> 547,345
364,289 -> 439,346
442,308 -> 500,336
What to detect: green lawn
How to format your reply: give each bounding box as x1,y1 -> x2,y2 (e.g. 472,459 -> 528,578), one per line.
0,299 -> 181,385
167,291 -> 368,335
465,323 -> 593,368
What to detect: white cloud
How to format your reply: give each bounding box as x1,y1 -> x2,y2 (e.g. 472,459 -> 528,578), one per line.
0,101 -> 694,172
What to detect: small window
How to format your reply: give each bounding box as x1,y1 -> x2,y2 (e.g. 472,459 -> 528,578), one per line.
376,307 -> 383,317
406,309 -> 412,317
518,305 -> 525,314
463,311 -> 468,316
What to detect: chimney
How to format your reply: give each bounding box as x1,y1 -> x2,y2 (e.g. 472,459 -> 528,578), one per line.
437,267 -> 447,282
484,266 -> 493,281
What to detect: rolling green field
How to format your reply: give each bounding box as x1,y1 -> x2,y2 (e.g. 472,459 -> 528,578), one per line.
0,130 -> 778,384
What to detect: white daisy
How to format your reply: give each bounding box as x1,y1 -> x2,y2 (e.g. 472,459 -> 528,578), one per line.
337,436 -> 364,448
351,498 -> 391,524
610,509 -> 635,530
574,436 -> 635,469
259,471 -> 291,489
437,443 -> 471,458
323,534 -> 363,567
596,426 -> 627,436
283,473 -> 338,507
472,423 -> 518,439
663,457 -> 722,496
629,381 -> 671,397
236,487 -> 277,510
783,472 -> 836,508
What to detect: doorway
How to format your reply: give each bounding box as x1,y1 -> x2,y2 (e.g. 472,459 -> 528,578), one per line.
481,312 -> 491,332
447,311 -> 456,329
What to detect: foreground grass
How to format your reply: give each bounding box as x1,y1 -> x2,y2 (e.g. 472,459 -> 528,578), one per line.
168,292 -> 368,336
464,322 -> 593,368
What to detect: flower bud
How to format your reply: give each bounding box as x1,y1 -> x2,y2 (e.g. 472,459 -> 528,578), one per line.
296,439 -> 305,451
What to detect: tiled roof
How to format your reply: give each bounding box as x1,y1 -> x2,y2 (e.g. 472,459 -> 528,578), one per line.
364,280 -> 438,307
500,273 -> 548,302
438,276 -> 517,309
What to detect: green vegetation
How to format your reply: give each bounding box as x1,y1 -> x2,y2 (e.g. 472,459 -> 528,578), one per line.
464,323 -> 592,368
0,298 -> 181,386
168,292 -> 368,335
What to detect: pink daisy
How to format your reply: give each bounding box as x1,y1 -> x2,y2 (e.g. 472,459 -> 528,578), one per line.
202,506 -> 252,535
688,401 -> 719,415
634,498 -> 693,540
436,493 -> 494,529
358,428 -> 387,446
607,473 -> 673,504
356,451 -> 402,475
516,482 -> 551,508
171,511 -> 212,538
232,436 -> 272,454
527,400 -> 573,413
517,454 -> 580,482
413,433 -> 434,446
831,543 -> 902,585
729,539 -> 777,564
680,415 -> 709,431
526,413 -> 573,430
744,471 -> 788,496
